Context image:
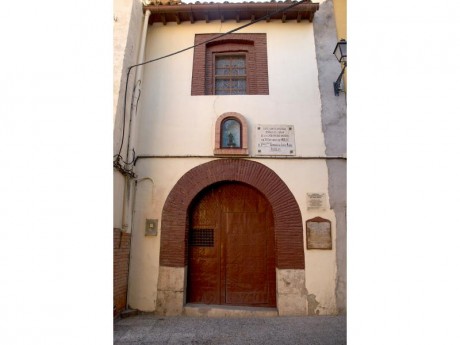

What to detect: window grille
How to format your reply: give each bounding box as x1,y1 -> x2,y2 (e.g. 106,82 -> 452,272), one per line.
214,55 -> 247,95
190,229 -> 214,247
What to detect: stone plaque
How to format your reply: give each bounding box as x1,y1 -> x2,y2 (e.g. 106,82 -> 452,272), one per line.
307,193 -> 326,210
306,217 -> 332,249
256,124 -> 295,155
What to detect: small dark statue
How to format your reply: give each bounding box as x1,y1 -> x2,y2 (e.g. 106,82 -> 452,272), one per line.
227,132 -> 236,147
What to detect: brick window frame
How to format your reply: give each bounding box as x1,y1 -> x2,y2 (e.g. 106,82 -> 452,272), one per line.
191,33 -> 269,96
214,112 -> 249,156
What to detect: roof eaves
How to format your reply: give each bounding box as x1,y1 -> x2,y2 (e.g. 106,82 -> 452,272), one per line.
143,1 -> 320,24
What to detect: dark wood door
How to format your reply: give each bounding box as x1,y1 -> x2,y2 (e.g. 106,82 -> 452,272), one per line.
187,182 -> 276,307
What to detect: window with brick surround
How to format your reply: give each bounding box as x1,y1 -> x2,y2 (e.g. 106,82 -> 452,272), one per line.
191,34 -> 269,96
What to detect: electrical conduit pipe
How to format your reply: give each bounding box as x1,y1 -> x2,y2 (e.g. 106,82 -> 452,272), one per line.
122,9 -> 151,232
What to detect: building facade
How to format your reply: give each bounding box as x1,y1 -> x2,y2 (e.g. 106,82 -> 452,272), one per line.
113,0 -> 346,317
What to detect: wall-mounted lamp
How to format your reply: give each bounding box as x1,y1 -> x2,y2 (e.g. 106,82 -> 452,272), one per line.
333,39 -> 347,96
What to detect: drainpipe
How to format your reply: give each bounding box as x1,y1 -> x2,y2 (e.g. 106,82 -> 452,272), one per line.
122,9 -> 151,232
126,8 -> 151,166
126,177 -> 154,309
121,176 -> 131,231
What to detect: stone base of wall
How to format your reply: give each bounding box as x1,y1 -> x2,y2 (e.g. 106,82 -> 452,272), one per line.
114,228 -> 131,317
155,266 -> 311,316
276,269 -> 308,315
156,266 -> 187,316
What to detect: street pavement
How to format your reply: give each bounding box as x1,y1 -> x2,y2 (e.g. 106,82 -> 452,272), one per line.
114,313 -> 346,345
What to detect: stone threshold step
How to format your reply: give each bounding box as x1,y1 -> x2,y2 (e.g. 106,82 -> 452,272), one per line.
120,309 -> 139,318
184,304 -> 278,317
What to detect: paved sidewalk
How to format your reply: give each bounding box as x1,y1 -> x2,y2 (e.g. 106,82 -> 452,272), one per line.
114,314 -> 346,345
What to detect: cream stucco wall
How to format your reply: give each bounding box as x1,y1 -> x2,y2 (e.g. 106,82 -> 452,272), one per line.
128,18 -> 339,315
136,21 -> 324,157
113,0 -> 144,230
333,0 -> 347,40
333,0 -> 346,92
113,0 -> 143,146
129,158 -> 337,314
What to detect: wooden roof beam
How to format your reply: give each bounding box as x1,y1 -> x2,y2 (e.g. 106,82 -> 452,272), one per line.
143,3 -> 321,25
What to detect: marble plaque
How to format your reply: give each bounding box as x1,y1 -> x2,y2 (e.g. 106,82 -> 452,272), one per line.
306,217 -> 332,249
307,193 -> 326,210
256,125 -> 295,155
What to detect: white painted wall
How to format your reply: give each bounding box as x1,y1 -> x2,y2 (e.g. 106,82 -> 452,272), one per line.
113,0 -> 144,230
136,20 -> 325,157
113,0 -> 143,143
128,18 -> 338,314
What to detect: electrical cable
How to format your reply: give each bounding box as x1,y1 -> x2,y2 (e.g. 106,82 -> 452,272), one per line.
116,0 -> 308,162
114,148 -> 136,165
135,89 -> 141,111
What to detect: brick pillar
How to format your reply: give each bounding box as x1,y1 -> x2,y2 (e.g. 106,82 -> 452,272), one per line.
114,228 -> 131,317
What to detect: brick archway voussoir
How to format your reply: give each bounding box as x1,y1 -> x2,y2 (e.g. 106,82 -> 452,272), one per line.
160,159 -> 304,269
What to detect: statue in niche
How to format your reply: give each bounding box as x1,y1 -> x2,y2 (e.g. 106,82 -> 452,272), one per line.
221,118 -> 241,148
227,132 -> 235,147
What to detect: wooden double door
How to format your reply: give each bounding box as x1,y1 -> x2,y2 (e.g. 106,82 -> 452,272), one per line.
187,182 -> 276,307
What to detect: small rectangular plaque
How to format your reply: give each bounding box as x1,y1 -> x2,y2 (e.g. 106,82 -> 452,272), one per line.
307,193 -> 326,211
306,217 -> 332,249
256,124 -> 295,155
145,219 -> 158,236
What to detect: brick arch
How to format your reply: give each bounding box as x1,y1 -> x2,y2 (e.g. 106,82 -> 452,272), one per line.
160,159 -> 304,269
206,38 -> 254,48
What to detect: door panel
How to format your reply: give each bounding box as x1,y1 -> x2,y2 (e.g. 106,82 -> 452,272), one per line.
224,212 -> 269,305
187,182 -> 275,307
187,191 -> 221,304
